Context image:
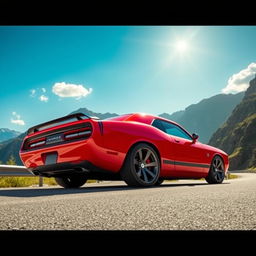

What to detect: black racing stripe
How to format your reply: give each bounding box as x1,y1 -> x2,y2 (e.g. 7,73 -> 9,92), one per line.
163,159 -> 210,168
175,161 -> 210,168
163,160 -> 175,165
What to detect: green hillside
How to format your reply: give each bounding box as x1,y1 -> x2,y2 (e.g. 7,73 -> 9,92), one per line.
209,75 -> 256,170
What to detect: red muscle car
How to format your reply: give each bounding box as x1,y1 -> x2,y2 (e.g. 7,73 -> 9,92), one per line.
19,113 -> 229,188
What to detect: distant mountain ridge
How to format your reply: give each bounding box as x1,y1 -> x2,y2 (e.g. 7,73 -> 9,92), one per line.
0,128 -> 21,143
209,76 -> 256,170
70,108 -> 118,120
0,93 -> 244,165
159,92 -> 244,143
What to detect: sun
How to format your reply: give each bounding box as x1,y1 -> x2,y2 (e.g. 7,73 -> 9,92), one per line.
175,40 -> 188,54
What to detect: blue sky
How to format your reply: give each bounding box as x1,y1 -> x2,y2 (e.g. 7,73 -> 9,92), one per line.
1,26 -> 256,132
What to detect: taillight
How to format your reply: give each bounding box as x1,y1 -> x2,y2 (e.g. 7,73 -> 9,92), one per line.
30,140 -> 46,148
28,138 -> 46,149
64,128 -> 92,141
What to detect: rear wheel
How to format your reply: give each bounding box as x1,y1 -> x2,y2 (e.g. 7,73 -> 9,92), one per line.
155,178 -> 164,186
205,156 -> 225,184
121,143 -> 160,187
55,173 -> 87,188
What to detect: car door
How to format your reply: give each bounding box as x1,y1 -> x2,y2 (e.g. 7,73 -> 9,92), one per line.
156,120 -> 207,177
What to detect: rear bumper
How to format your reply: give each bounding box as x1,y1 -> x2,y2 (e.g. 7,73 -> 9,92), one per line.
29,160 -> 120,180
29,160 -> 89,176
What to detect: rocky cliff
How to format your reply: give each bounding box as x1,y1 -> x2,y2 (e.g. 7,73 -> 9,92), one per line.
209,76 -> 256,170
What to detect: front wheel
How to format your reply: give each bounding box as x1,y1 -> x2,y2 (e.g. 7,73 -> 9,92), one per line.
121,143 -> 160,187
55,173 -> 87,188
205,156 -> 225,184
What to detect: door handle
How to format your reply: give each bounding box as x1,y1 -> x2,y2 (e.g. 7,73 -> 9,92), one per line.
174,139 -> 180,143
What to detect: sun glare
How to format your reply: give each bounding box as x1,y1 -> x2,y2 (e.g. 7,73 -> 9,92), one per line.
175,40 -> 188,53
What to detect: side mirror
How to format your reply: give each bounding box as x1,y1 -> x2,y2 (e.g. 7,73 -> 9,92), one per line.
192,133 -> 199,142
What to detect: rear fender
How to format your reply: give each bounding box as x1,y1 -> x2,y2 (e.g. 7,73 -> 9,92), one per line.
100,121 -> 175,174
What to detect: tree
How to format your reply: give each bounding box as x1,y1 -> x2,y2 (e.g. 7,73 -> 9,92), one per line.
6,155 -> 16,165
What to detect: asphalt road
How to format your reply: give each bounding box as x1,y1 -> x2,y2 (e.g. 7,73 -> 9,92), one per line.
0,173 -> 256,230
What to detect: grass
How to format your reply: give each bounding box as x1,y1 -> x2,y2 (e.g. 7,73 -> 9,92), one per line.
248,167 -> 256,173
0,172 -> 240,188
233,113 -> 256,131
0,177 -> 57,188
225,173 -> 239,179
0,177 -> 99,188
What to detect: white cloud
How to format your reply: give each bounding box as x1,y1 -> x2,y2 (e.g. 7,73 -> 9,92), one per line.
222,63 -> 256,94
30,89 -> 36,97
39,95 -> 49,102
52,82 -> 92,99
12,112 -> 21,119
11,112 -> 25,126
11,119 -> 25,126
30,88 -> 49,102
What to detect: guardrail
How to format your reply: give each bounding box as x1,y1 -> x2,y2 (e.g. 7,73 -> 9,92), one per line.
0,164 -> 33,176
0,165 -> 43,186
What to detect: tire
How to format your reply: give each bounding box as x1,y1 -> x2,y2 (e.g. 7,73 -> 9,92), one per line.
155,178 -> 164,186
55,173 -> 88,188
205,156 -> 225,184
121,143 -> 160,187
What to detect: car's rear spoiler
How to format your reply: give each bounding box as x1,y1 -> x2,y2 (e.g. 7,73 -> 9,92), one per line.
27,113 -> 98,135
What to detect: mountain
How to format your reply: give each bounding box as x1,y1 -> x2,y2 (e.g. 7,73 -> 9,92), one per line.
0,133 -> 25,165
70,107 -> 118,119
159,92 -> 244,143
0,92 -> 244,166
0,128 -> 21,142
209,76 -> 256,170
160,110 -> 185,122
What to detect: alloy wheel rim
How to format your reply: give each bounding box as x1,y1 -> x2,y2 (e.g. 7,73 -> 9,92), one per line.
133,148 -> 159,184
212,157 -> 224,182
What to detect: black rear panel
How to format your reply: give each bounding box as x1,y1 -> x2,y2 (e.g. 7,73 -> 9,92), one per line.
22,122 -> 92,152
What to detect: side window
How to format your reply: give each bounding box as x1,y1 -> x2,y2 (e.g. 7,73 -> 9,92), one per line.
162,122 -> 191,140
152,119 -> 192,140
151,119 -> 165,132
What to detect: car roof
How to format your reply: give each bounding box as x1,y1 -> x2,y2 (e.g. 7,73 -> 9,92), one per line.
106,113 -> 180,126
